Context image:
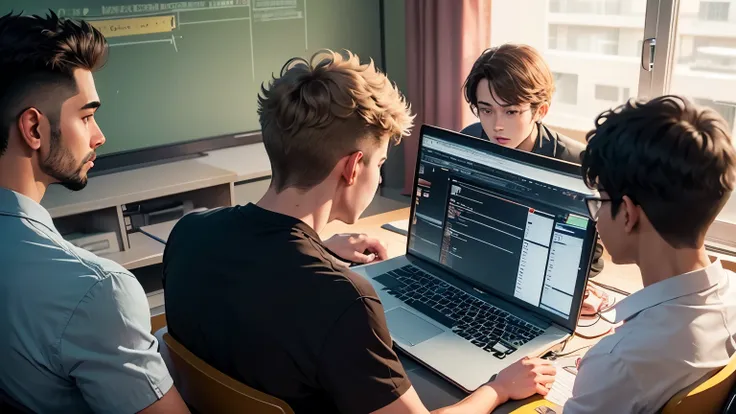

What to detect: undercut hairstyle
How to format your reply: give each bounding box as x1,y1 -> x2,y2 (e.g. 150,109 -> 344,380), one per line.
257,49 -> 414,192
0,11 -> 108,156
463,43 -> 555,115
582,95 -> 736,248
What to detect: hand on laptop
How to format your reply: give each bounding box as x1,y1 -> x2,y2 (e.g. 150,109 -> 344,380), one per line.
324,233 -> 389,264
489,357 -> 556,403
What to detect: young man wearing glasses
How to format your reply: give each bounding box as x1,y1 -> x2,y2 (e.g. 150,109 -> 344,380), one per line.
563,95 -> 736,413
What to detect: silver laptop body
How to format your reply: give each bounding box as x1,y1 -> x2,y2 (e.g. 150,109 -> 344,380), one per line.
353,125 -> 598,392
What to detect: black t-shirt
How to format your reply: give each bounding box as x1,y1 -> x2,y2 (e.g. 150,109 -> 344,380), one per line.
162,204 -> 411,414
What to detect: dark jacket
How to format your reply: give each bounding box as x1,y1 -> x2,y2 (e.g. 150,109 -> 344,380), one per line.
460,122 -> 585,164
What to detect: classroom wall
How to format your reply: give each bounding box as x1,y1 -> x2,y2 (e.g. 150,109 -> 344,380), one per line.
382,0 -> 409,190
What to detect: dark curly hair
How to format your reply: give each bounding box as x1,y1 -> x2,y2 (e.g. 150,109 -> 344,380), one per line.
581,95 -> 736,248
0,11 -> 108,156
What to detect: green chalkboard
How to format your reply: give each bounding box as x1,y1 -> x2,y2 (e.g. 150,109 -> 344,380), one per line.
13,0 -> 383,155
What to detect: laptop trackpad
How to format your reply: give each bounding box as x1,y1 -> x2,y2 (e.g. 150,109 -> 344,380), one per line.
385,307 -> 443,346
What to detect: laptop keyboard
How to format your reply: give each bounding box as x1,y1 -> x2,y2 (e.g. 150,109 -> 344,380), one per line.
375,265 -> 546,359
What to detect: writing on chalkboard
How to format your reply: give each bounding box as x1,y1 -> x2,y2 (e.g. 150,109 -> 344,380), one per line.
90,15 -> 176,38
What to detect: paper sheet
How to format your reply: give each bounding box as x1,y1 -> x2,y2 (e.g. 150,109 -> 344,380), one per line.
381,219 -> 409,236
90,15 -> 176,38
545,358 -> 577,407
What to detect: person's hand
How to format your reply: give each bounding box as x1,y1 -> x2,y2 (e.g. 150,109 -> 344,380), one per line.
323,233 -> 388,264
489,357 -> 556,403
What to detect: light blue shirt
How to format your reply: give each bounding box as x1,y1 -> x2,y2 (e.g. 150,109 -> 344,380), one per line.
0,187 -> 173,413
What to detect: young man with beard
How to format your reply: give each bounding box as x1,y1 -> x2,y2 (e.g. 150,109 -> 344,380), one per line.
0,12 -> 189,414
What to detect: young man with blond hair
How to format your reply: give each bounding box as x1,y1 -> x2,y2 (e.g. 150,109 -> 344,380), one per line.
162,50 -> 556,414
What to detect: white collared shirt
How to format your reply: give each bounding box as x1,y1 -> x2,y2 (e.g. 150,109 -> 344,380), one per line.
564,259 -> 736,414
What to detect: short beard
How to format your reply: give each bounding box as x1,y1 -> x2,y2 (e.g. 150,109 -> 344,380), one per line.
39,125 -> 92,192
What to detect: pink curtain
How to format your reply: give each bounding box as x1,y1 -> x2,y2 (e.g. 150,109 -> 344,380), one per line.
403,0 -> 491,194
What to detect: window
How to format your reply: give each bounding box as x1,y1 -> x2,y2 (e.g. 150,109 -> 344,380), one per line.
549,0 -> 561,13
594,84 -> 620,101
550,0 -> 623,15
548,25 -> 558,49
553,72 -> 579,105
694,98 -> 736,130
548,25 -> 620,55
669,1 -> 736,239
681,37 -> 736,71
492,1 -> 645,131
593,84 -> 631,102
492,0 -> 736,247
699,2 -> 730,22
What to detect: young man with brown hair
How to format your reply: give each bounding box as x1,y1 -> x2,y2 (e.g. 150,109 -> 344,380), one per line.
462,43 -> 605,303
462,43 -> 584,163
564,96 -> 736,413
162,50 -> 556,414
0,12 -> 189,413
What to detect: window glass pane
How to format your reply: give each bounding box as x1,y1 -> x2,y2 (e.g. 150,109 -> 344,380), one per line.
595,84 -> 620,101
553,72 -> 579,104
490,0 -> 647,131
699,1 -> 730,21
670,0 -> 736,224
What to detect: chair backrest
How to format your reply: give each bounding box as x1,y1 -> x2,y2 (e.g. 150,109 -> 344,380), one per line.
162,333 -> 294,414
661,354 -> 736,414
722,258 -> 736,273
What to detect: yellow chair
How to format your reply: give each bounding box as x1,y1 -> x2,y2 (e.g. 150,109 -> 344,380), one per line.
661,354 -> 736,414
508,397 -> 558,413
162,333 -> 294,414
662,257 -> 736,414
722,258 -> 736,273
150,313 -> 167,334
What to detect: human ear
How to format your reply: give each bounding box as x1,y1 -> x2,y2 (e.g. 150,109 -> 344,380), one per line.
621,195 -> 640,233
16,107 -> 44,151
341,151 -> 364,185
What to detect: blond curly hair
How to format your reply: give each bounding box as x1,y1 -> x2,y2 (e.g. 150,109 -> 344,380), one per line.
258,49 -> 414,192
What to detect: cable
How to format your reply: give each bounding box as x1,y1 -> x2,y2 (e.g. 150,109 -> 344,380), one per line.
577,314 -> 601,328
138,228 -> 167,245
599,311 -> 617,325
573,326 -> 614,340
550,344 -> 595,359
545,284 -> 626,361
589,280 -> 630,297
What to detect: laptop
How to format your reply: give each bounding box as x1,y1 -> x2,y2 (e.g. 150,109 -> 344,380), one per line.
353,125 -> 598,392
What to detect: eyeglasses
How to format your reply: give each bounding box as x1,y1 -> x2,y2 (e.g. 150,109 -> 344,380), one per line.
584,196 -> 615,221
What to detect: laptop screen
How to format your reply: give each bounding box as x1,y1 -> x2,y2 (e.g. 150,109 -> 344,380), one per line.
407,125 -> 598,330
